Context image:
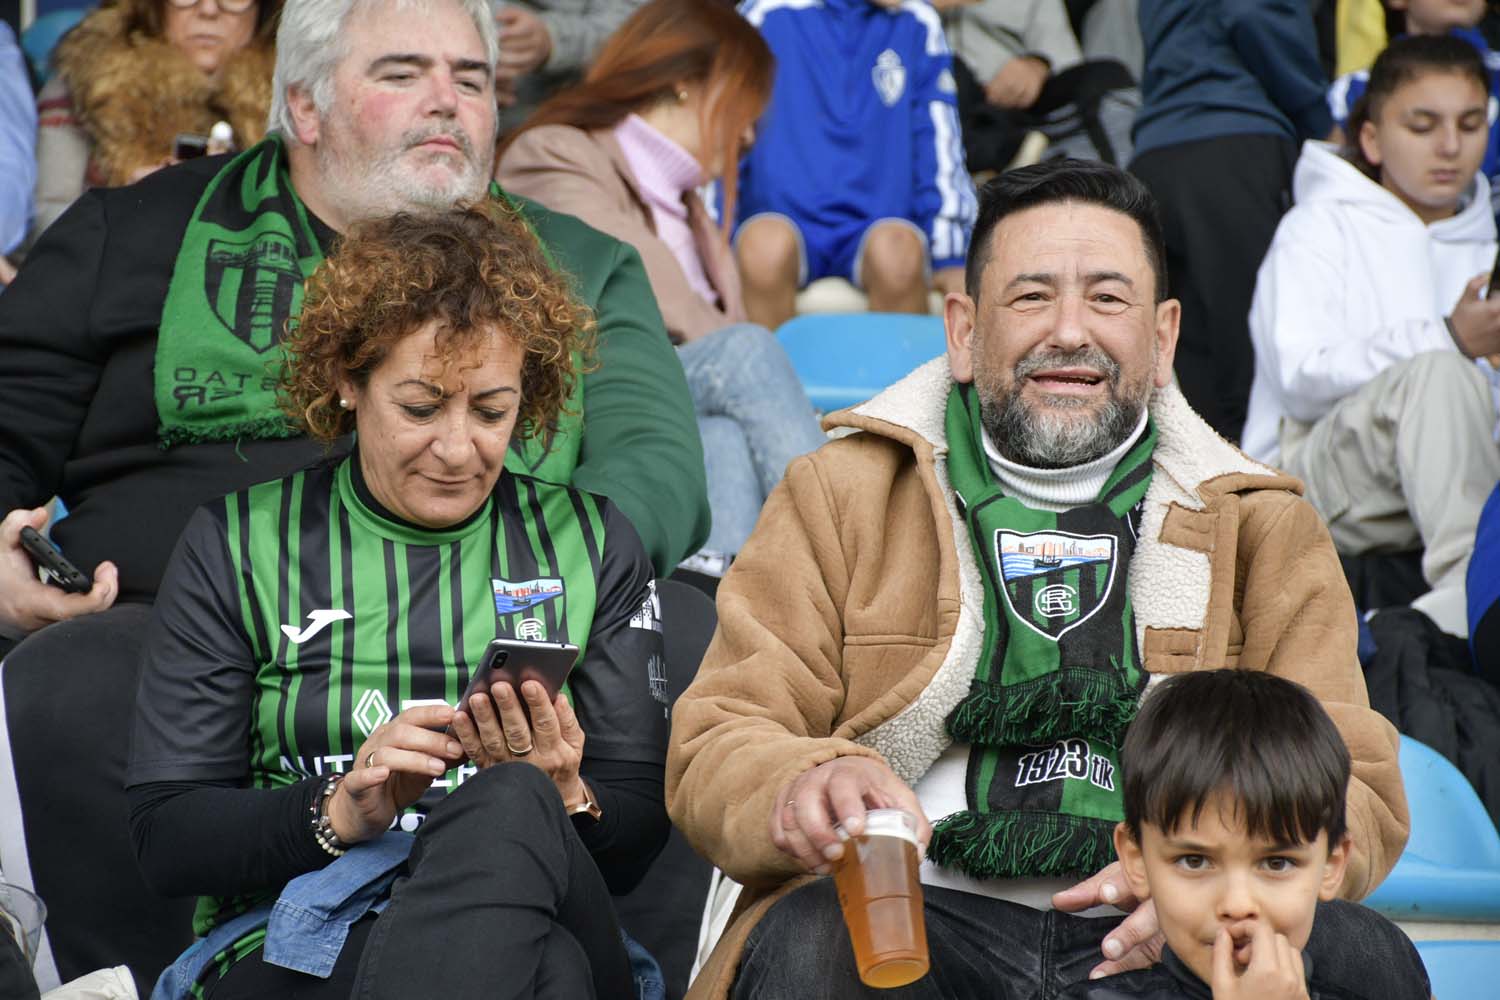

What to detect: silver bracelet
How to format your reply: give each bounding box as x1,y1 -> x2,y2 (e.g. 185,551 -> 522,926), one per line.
310,772 -> 350,857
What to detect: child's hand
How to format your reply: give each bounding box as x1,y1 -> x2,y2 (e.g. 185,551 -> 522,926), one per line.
1210,923 -> 1308,1000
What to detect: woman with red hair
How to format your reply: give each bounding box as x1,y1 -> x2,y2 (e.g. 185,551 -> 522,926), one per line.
499,0 -> 826,565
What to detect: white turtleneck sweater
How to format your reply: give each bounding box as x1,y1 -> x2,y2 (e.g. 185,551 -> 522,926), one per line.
913,408 -> 1149,910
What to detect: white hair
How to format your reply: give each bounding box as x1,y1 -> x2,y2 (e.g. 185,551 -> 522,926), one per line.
268,0 -> 500,144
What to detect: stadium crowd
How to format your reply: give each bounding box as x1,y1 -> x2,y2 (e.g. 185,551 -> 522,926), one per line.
0,0 -> 1495,998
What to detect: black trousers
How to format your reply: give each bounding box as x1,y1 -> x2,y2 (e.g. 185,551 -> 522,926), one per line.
734,880 -> 1431,1000
207,764 -> 634,999
1130,133 -> 1300,443
1,605 -> 193,997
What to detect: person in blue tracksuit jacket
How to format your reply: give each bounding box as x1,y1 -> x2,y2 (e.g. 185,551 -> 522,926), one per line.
734,0 -> 977,327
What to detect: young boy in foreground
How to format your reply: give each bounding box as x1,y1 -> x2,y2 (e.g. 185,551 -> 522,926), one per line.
1064,670 -> 1431,999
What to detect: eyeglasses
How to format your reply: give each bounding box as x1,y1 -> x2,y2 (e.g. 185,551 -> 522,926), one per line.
166,0 -> 258,14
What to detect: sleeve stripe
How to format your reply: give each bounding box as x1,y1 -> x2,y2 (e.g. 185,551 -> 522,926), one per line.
928,99 -> 975,262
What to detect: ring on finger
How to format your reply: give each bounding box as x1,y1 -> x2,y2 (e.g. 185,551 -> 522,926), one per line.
505,740 -> 534,758
366,751 -> 377,769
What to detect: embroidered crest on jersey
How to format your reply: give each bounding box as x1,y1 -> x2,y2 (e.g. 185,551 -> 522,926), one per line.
994,530 -> 1118,641
630,580 -> 663,633
491,577 -> 565,615
872,49 -> 906,107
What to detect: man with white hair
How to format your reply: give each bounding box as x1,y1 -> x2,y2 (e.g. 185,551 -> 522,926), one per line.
0,0 -> 705,989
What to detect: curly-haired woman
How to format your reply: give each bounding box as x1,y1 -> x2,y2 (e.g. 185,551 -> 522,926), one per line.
31,0 -> 281,239
128,203 -> 668,999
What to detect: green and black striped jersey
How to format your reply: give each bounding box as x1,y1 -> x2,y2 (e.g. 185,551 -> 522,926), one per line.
129,456 -> 667,935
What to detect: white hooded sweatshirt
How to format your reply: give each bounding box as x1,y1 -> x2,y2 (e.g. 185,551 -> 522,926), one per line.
1243,140 -> 1497,464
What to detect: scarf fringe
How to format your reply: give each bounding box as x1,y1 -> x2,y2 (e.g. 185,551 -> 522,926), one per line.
158,415 -> 297,450
946,668 -> 1139,746
926,810 -> 1117,881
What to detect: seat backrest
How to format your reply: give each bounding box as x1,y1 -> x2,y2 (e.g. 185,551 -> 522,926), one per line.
776,313 -> 946,412
19,8 -> 83,84
1414,940 -> 1500,999
1397,735 -> 1500,868
655,578 -> 717,707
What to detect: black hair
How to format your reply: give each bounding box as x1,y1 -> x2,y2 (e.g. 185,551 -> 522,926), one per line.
1344,33 -> 1490,180
1120,670 -> 1349,849
964,159 -> 1168,303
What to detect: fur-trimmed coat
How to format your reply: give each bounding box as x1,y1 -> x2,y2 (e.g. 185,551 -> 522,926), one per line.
32,5 -> 273,237
666,359 -> 1410,999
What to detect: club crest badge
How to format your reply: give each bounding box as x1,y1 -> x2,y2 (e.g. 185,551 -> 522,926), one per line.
872,49 -> 906,107
204,233 -> 304,353
491,578 -> 564,616
994,530 -> 1117,641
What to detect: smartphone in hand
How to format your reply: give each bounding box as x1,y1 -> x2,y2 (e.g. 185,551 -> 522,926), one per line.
1487,242 -> 1500,298
455,637 -> 579,729
18,526 -> 92,594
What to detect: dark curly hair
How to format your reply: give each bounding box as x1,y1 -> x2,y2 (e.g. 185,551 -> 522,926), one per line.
280,202 -> 596,444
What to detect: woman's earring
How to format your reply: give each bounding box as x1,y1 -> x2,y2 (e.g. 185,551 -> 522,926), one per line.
338,397 -> 350,410
677,89 -> 689,103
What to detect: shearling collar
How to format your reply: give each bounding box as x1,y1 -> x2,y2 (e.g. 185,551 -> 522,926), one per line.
833,358 -> 1301,784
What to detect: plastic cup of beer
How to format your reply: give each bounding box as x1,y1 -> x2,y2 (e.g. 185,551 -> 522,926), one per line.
832,808 -> 929,988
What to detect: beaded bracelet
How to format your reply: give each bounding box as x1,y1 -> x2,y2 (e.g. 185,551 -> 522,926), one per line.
309,772 -> 350,857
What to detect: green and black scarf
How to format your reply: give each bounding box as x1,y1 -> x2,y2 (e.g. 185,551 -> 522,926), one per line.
154,138 -> 560,452
926,383 -> 1155,880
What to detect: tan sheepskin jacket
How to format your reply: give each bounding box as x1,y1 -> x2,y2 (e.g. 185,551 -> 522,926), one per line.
667,358 -> 1409,999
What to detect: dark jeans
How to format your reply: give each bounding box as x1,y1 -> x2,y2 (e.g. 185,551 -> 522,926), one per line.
733,880 -> 1429,1000
207,764 -> 633,999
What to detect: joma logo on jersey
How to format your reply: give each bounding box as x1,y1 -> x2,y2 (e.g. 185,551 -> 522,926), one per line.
281,609 -> 352,644
1014,738 -> 1116,792
492,577 -> 564,616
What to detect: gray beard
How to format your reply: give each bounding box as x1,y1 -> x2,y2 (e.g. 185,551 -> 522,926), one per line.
317,123 -> 491,223
978,347 -> 1149,469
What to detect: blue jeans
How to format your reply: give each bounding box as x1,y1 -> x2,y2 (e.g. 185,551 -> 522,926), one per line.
732,879 -> 1430,1000
677,324 -> 826,555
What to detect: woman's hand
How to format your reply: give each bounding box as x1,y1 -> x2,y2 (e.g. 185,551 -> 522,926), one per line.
451,680 -> 587,807
332,703 -> 465,844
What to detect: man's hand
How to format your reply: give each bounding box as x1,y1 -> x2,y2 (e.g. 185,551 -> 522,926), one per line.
1448,272 -> 1500,358
770,756 -> 931,874
985,56 -> 1049,110
1053,861 -> 1165,978
496,6 -> 553,77
0,507 -> 118,641
1210,924 -> 1309,1000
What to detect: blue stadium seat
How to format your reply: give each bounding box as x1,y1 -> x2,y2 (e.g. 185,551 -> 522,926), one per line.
776,313 -> 946,412
1413,940 -> 1500,998
1365,735 -> 1500,921
19,8 -> 85,84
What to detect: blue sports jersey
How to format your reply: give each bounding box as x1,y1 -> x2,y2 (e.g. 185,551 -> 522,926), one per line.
1328,28 -> 1500,183
736,0 -> 976,272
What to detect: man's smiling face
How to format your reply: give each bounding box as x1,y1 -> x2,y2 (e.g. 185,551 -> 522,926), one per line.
946,201 -> 1179,468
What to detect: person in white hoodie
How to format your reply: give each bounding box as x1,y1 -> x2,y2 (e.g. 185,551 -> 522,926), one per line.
1246,33 -> 1500,639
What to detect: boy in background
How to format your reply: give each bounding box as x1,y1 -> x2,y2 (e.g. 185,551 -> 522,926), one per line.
1065,670 -> 1430,999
